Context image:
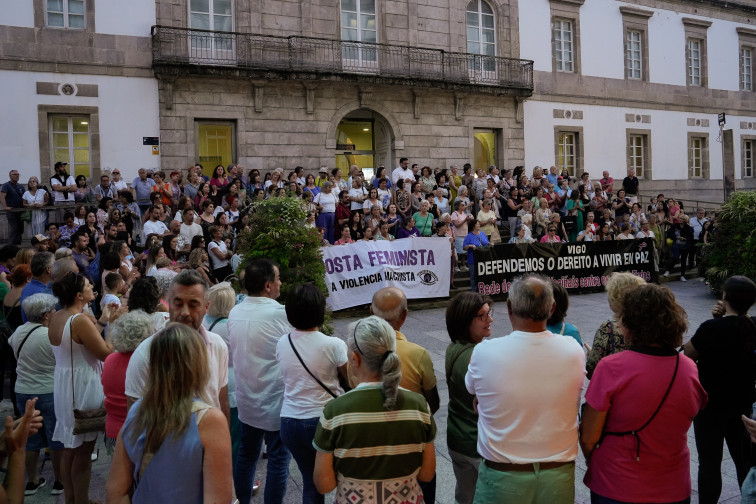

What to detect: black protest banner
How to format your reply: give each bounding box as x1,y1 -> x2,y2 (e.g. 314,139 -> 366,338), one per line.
473,238 -> 658,296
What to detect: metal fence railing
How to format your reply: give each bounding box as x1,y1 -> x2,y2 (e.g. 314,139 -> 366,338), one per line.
151,25 -> 535,91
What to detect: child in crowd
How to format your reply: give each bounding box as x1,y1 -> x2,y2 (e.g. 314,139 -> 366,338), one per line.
101,272 -> 125,310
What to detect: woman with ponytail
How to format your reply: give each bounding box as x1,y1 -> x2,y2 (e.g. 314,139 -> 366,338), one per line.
313,315 -> 436,503
684,275 -> 756,504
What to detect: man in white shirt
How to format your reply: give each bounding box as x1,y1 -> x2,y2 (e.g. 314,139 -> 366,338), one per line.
50,162 -> 76,205
124,270 -> 230,418
179,209 -> 203,253
227,259 -> 292,504
689,208 -> 709,267
142,205 -> 169,237
392,157 -> 415,185
465,275 -> 585,504
110,169 -> 128,192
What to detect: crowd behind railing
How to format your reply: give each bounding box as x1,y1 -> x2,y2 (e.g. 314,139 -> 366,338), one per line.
0,161 -> 753,504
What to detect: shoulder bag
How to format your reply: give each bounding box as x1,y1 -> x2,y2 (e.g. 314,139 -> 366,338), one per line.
70,316 -> 107,435
14,325 -> 43,360
600,352 -> 679,461
288,333 -> 338,398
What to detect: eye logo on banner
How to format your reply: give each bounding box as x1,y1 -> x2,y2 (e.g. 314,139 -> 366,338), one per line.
418,270 -> 439,286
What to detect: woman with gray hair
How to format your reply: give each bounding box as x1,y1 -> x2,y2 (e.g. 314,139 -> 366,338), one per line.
101,310 -> 153,453
312,316 -> 436,502
313,181 -> 338,244
9,293 -> 64,495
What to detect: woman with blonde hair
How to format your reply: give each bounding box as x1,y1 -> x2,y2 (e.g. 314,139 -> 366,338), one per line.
202,283 -> 239,466
585,272 -> 647,378
188,248 -> 217,286
107,323 -> 232,503
313,316 -> 435,503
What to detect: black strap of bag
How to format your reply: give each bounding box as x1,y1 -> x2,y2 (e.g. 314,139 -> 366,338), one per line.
287,333 -> 338,398
208,317 -> 226,332
601,352 -> 679,461
14,325 -> 43,360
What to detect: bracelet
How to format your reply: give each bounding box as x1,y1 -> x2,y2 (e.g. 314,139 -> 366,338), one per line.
97,320 -> 106,327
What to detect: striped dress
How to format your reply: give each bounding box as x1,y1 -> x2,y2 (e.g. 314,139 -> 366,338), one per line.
313,382 -> 436,504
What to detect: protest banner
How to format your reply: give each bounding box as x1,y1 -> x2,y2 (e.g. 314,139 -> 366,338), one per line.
322,237 -> 451,310
473,238 -> 658,296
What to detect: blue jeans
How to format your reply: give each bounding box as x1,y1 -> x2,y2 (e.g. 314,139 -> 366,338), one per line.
16,392 -> 63,451
234,422 -> 291,504
280,417 -> 323,504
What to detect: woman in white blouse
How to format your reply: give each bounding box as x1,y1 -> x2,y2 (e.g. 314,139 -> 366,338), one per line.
22,176 -> 49,236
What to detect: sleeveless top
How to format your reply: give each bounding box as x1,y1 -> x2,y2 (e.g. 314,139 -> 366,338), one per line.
122,399 -> 210,504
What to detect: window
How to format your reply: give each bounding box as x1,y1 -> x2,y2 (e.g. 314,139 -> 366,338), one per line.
50,116 -> 91,178
688,134 -> 709,179
744,138 -> 754,178
738,28 -> 756,91
557,132 -> 576,175
626,31 -> 642,79
189,0 -> 234,60
683,18 -> 710,87
553,19 -> 574,72
341,0 -> 377,69
620,7 -> 651,81
687,39 -> 702,86
742,46 -> 754,91
466,1 -> 496,58
46,0 -> 85,29
626,132 -> 651,179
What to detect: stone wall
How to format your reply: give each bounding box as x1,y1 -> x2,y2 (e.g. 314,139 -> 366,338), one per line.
157,76 -> 524,172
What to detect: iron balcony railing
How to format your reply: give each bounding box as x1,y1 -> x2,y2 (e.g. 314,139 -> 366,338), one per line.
151,25 -> 534,91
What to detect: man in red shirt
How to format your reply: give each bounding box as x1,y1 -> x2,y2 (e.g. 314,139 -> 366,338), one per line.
335,190 -> 352,229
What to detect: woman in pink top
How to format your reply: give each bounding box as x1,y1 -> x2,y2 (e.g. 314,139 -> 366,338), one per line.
209,164 -> 229,188
101,310 -> 153,453
580,284 -> 707,504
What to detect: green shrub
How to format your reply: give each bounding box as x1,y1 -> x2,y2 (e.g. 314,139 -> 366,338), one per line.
700,190 -> 756,292
236,196 -> 332,334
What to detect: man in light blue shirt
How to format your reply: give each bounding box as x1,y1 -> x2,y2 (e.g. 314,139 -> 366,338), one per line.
131,168 -> 155,212
19,252 -> 54,323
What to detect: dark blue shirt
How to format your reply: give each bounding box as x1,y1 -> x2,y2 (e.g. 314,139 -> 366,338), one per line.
19,279 -> 52,323
1,181 -> 24,208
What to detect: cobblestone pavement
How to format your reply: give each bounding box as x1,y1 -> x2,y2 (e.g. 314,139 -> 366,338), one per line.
8,279 -> 752,503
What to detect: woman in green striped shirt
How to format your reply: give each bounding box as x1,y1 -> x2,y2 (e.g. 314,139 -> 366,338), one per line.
313,316 -> 436,504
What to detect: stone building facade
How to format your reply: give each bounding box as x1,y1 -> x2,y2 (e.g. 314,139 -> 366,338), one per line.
152,0 -> 534,177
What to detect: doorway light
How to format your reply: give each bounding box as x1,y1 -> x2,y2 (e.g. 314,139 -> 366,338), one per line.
363,128 -> 369,131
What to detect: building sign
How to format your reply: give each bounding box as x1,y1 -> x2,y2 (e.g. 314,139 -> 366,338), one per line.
336,143 -> 356,150
142,137 -> 160,146
473,239 -> 657,296
322,238 -> 451,310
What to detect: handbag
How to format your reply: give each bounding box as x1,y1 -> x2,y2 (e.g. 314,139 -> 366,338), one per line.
69,317 -> 106,435
288,333 -> 338,398
490,226 -> 502,244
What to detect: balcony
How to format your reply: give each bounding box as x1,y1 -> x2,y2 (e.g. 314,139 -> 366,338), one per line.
151,25 -> 534,96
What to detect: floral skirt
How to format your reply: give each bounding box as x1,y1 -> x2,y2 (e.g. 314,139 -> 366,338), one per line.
335,471 -> 423,504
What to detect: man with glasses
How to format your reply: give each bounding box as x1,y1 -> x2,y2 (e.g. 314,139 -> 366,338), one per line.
93,173 -> 116,202
110,169 -> 128,192
0,170 -> 25,245
465,275 -> 585,504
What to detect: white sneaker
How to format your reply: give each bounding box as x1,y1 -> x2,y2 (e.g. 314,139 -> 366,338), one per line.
663,271 -> 669,277
680,276 -> 687,282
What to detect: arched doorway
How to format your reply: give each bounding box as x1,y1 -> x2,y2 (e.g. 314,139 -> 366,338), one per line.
334,109 -> 393,181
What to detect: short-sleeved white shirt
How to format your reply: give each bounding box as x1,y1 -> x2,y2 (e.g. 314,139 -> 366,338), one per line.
180,222 -> 203,243
208,240 -> 229,269
314,191 -> 338,213
143,219 -> 168,236
275,329 -> 347,419
125,326 -> 228,408
348,187 -> 367,211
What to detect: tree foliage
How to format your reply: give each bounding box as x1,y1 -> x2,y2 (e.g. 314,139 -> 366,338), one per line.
700,190 -> 756,292
236,196 -> 332,333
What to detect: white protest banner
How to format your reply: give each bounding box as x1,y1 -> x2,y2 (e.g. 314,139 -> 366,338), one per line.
322,237 -> 451,311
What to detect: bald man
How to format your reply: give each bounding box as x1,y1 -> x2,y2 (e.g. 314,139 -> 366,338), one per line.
465,275 -> 585,504
370,286 -> 440,503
